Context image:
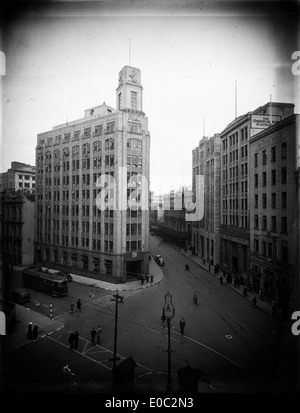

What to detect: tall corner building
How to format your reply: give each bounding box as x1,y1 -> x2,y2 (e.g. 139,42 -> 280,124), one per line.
35,66 -> 150,282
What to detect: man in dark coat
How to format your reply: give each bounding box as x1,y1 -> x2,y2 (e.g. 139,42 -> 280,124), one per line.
90,327 -> 96,346
27,322 -> 33,340
32,324 -> 39,341
74,331 -> 79,349
76,299 -> 81,311
68,331 -> 75,350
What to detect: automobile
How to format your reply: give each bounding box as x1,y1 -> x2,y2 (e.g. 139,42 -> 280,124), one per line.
8,288 -> 31,304
155,254 -> 164,266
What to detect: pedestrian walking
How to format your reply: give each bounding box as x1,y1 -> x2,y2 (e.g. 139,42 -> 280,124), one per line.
70,303 -> 74,313
243,286 -> 248,297
68,331 -> 75,350
252,296 -> 257,306
74,331 -> 79,349
161,311 -> 166,326
150,274 -> 154,284
146,273 -> 149,283
219,275 -> 223,286
32,324 -> 39,341
76,299 -> 81,311
90,327 -> 96,346
27,322 -> 33,340
179,317 -> 186,335
96,325 -> 102,345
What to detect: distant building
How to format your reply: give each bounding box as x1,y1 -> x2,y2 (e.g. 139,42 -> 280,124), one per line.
219,102 -> 294,284
156,187 -> 192,249
249,114 -> 299,316
0,190 -> 35,271
192,134 -> 221,266
34,66 -> 150,282
0,162 -> 36,194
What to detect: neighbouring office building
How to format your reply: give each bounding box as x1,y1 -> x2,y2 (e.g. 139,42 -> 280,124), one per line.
0,190 -> 35,270
155,187 -> 193,249
35,66 -> 150,282
192,134 -> 221,266
249,113 -> 299,315
219,102 -> 294,284
0,162 -> 36,194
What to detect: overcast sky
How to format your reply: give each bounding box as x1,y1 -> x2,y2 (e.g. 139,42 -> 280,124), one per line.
1,1 -> 299,193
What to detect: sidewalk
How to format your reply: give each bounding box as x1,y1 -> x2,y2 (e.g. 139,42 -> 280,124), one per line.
5,259 -> 164,353
66,258 -> 164,291
177,249 -> 280,319
5,304 -> 65,353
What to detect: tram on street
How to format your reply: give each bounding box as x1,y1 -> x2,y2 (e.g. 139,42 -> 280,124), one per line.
22,266 -> 68,297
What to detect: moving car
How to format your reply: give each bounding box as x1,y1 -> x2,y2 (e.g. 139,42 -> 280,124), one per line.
155,254 -> 165,266
8,289 -> 31,304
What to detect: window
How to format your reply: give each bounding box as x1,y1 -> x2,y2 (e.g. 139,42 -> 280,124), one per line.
271,216 -> 277,232
95,124 -> 103,136
281,142 -> 287,159
84,128 -> 91,138
271,169 -> 276,185
281,240 -> 288,262
281,217 -> 287,233
281,167 -> 287,184
262,241 -> 267,256
262,172 -> 267,187
254,153 -> 258,167
254,215 -> 259,229
262,194 -> 267,208
262,150 -> 267,165
107,121 -> 115,133
271,193 -> 276,209
271,146 -> 276,162
262,215 -> 267,231
254,174 -> 258,188
254,238 -> 259,253
282,192 -> 287,209
255,194 -> 258,209
131,91 -> 137,109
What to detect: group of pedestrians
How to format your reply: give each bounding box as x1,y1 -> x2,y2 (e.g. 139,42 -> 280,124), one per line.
141,274 -> 154,285
90,325 -> 102,346
68,331 -> 80,350
27,322 -> 39,341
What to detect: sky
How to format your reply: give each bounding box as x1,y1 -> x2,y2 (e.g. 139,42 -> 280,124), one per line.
1,0 -> 299,194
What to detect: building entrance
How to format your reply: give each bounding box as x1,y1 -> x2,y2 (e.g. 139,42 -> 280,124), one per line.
126,260 -> 142,280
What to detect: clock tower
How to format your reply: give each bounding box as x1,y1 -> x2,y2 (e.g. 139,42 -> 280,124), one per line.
116,66 -> 143,113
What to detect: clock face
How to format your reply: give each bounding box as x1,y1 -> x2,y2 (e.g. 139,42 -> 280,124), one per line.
129,70 -> 136,82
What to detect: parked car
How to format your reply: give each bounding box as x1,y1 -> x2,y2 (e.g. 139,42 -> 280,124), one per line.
8,289 -> 31,304
155,254 -> 164,266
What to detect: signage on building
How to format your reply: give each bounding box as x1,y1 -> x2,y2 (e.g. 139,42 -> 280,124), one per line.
250,114 -> 281,129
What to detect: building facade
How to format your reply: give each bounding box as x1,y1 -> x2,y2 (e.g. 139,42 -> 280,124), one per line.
0,162 -> 36,194
192,134 -> 221,266
0,190 -> 35,270
219,102 -> 294,284
35,66 -> 150,282
249,114 -> 299,315
154,188 -> 193,249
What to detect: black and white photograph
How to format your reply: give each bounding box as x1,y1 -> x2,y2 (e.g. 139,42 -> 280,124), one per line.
0,0 -> 299,403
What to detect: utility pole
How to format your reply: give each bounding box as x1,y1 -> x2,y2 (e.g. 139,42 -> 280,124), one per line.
110,290 -> 124,391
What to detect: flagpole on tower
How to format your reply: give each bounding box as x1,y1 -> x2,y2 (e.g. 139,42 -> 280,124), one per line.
129,38 -> 131,66
235,80 -> 238,118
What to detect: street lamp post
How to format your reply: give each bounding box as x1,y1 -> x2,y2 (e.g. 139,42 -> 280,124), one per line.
163,291 -> 175,392
110,290 -> 124,391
